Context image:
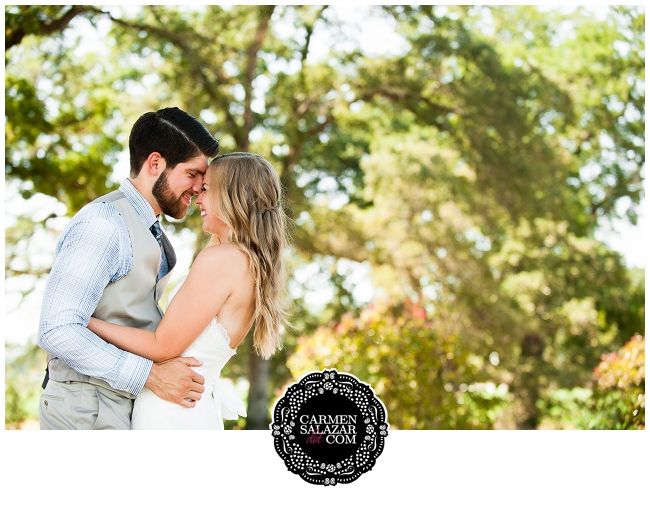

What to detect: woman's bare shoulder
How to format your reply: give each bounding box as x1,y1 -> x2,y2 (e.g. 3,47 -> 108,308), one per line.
193,244 -> 250,275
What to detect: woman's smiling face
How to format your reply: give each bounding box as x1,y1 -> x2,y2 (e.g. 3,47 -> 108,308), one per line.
195,167 -> 229,240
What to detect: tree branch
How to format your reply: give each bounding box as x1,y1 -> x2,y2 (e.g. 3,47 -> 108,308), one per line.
358,87 -> 460,117
243,6 -> 276,139
5,5 -> 93,51
295,6 -> 329,104
300,5 -> 328,64
41,6 -> 91,35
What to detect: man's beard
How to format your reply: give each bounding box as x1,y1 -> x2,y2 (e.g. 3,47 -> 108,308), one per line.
152,169 -> 191,219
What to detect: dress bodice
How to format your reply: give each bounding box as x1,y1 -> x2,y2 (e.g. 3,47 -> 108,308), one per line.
179,317 -> 245,421
180,316 -> 236,378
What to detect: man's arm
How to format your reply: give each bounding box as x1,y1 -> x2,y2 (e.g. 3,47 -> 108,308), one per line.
38,207 -> 154,394
39,203 -> 205,405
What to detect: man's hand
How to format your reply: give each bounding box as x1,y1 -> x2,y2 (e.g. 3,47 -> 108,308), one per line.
144,357 -> 205,408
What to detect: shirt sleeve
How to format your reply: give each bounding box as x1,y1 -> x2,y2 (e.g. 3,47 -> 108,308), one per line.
38,205 -> 153,395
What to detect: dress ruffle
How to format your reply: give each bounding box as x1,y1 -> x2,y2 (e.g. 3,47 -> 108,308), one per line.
212,378 -> 247,420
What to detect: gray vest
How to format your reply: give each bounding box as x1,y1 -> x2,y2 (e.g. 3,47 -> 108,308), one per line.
47,190 -> 177,398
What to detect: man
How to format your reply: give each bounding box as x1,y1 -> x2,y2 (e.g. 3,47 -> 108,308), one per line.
38,107 -> 220,429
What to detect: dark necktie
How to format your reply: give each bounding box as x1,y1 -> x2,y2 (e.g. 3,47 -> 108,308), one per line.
150,220 -> 163,248
150,220 -> 168,281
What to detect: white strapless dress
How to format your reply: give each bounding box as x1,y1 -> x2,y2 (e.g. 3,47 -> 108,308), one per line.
131,277 -> 246,430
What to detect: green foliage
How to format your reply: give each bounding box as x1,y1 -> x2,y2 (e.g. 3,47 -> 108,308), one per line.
608,268 -> 645,342
539,336 -> 645,429
486,5 -> 645,224
4,342 -> 46,429
289,300 -> 506,429
5,5 -> 94,52
5,30 -> 124,213
5,380 -> 29,429
538,387 -> 595,430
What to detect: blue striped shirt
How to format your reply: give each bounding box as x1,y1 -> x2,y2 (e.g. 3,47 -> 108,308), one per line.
38,179 -> 167,395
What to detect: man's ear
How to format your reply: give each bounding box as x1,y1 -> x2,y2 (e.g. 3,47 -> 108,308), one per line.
145,152 -> 167,177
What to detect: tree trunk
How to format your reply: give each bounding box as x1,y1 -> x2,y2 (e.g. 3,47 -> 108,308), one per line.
515,333 -> 544,429
246,352 -> 270,429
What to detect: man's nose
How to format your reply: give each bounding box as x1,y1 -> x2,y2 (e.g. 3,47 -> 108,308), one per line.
191,177 -> 204,194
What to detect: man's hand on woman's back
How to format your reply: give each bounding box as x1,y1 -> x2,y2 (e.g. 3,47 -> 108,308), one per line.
145,357 -> 205,408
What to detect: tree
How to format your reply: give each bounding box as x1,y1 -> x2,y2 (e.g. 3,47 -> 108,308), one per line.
289,6 -> 644,428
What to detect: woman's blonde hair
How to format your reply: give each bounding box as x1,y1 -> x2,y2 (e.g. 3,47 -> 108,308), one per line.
206,152 -> 289,359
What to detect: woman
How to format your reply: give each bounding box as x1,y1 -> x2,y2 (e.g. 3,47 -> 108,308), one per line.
88,152 -> 289,429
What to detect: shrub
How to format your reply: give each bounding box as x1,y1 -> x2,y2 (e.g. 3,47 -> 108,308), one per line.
589,335 -> 645,429
287,300 -> 505,429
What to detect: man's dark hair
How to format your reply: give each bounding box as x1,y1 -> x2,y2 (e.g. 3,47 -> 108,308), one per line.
129,107 -> 220,177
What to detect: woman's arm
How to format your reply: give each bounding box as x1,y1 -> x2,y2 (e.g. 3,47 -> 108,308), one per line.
87,318 -> 162,360
87,245 -> 249,362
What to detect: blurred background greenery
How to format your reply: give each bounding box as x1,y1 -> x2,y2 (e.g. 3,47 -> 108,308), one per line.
5,5 -> 645,430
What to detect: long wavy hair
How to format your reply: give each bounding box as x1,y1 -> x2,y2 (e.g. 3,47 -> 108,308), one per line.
206,152 -> 290,359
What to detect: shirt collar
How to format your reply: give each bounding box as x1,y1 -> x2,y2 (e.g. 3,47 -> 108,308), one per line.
119,179 -> 159,228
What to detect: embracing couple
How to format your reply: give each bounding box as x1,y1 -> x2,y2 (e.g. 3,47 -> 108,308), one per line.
38,107 -> 288,430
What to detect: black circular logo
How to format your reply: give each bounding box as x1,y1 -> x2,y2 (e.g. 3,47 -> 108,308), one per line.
270,369 -> 389,486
